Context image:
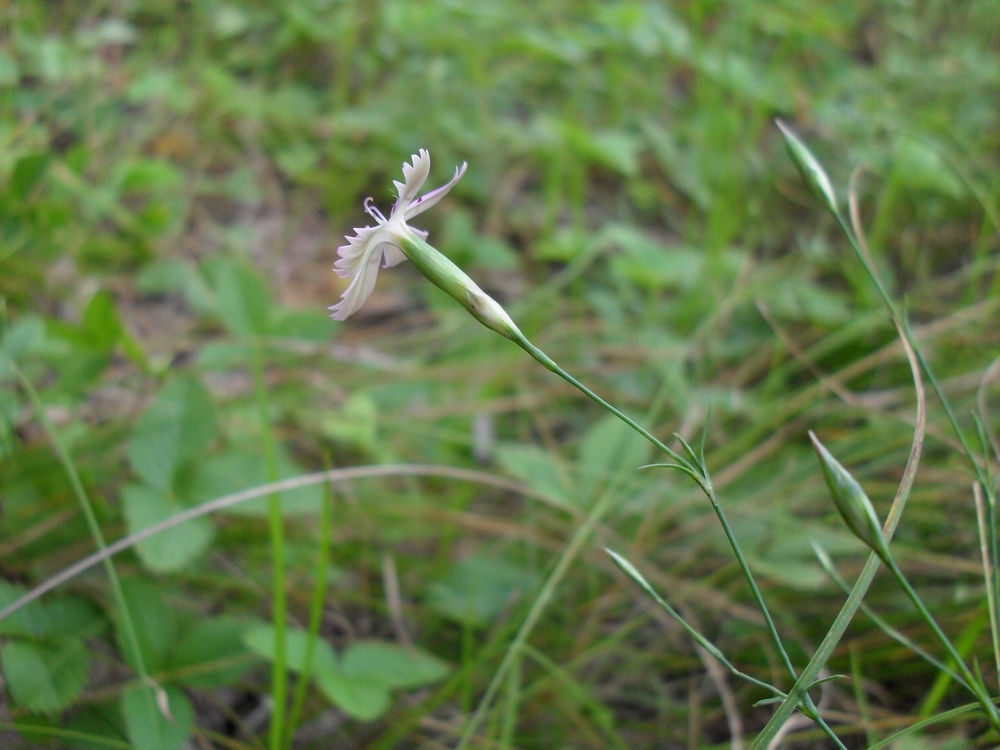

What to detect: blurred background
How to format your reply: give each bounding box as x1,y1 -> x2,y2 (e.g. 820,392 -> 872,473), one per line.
1,0 -> 999,747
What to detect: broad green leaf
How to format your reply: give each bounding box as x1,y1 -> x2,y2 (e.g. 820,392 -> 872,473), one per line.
320,393 -> 378,451
578,413 -> 651,501
242,624 -> 338,674
0,584 -> 101,640
495,443 -> 573,506
589,131 -> 640,177
127,377 -> 216,492
761,274 -> 850,325
54,702 -> 130,750
122,484 -> 215,573
341,642 -> 449,689
80,292 -> 124,353
894,137 -> 964,199
186,446 -> 322,516
117,579 -> 175,673
606,226 -> 704,291
0,49 -> 19,87
270,309 -> 337,342
36,596 -> 104,640
215,261 -> 272,337
12,152 -> 51,200
0,316 -> 45,366
118,158 -> 184,194
121,685 -> 193,750
167,616 -> 259,688
427,555 -> 539,627
127,69 -> 194,111
2,639 -> 90,713
0,581 -> 48,637
194,341 -> 254,370
314,668 -> 391,721
137,259 -> 215,314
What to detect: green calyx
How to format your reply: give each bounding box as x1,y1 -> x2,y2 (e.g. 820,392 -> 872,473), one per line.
809,431 -> 891,563
399,234 -> 521,341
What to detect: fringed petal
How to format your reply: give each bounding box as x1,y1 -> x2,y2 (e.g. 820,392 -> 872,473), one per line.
329,246 -> 385,320
382,244 -> 407,267
330,224 -> 398,320
332,150 -> 465,321
392,149 -> 430,211
405,161 -> 467,220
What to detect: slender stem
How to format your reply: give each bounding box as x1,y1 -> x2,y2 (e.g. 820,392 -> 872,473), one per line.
974,484 -> 1000,685
512,336 -> 799,678
987,488 -> 1000,685
510,334 -> 688,470
7,358 -> 161,742
252,341 -> 287,750
885,556 -> 1000,730
609,549 -> 785,698
284,476 -> 333,748
456,490 -> 617,748
499,652 -> 521,749
819,551 -> 967,687
835,212 -> 990,491
0,464 -> 563,625
753,158 -> 932,749
510,333 -> 846,747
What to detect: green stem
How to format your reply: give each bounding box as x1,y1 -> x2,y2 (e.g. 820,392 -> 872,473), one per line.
834,212 -> 989,492
820,552 -> 967,687
512,338 -> 797,672
987,493 -> 1000,683
8,359 -> 161,745
252,341 -> 287,750
885,556 -> 1000,731
509,333 -> 845,747
974,484 -> 1000,687
456,489 -> 617,748
499,651 -> 521,749
284,474 -> 333,748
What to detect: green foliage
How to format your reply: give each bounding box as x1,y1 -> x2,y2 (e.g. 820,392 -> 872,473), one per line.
165,616 -> 257,688
1,640 -> 90,714
427,554 -> 540,626
122,483 -> 215,573
120,685 -> 194,750
0,0 -> 997,746
244,625 -> 449,721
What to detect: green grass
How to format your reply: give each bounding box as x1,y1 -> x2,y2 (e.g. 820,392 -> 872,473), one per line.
1,0 -> 999,748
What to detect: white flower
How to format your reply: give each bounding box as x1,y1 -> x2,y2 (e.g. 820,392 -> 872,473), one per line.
329,149 -> 466,320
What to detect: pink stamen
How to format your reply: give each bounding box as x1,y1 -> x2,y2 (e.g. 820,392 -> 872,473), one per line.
363,197 -> 387,224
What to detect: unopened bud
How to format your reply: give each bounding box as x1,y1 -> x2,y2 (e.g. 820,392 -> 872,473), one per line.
776,119 -> 839,217
809,431 -> 890,563
400,234 -> 521,341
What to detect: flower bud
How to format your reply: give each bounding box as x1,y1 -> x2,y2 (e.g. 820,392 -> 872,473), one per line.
776,119 -> 839,217
399,234 -> 521,341
809,431 -> 891,563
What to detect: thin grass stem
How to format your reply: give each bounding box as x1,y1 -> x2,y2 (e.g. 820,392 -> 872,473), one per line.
751,164 -> 931,750
511,339 -> 798,670
509,333 -> 845,747
284,473 -> 333,748
0,464 -> 557,624
817,549 -> 966,687
885,555 -> 1000,730
6,357 -> 161,744
252,341 -> 288,750
974,482 -> 1000,685
455,488 -> 618,748
499,652 -> 521,749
